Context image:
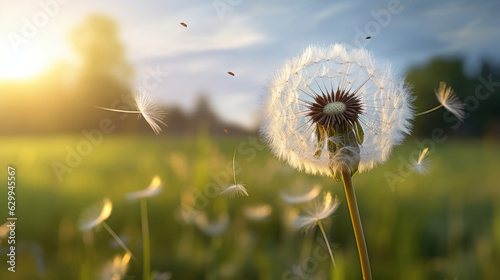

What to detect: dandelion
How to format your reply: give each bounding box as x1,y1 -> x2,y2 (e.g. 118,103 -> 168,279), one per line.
79,197 -> 113,231
100,253 -> 131,280
78,198 -> 135,259
416,82 -> 465,121
220,150 -> 249,197
195,212 -> 229,236
126,175 -> 162,199
261,44 -> 413,279
280,184 -> 321,204
96,91 -> 166,134
126,176 -> 162,280
260,44 -> 413,177
293,192 -> 340,267
243,204 -> 273,221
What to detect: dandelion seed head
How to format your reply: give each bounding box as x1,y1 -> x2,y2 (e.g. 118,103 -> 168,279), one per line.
126,175 -> 162,199
436,82 -> 465,121
260,44 -> 414,176
220,184 -> 249,198
79,198 -> 113,231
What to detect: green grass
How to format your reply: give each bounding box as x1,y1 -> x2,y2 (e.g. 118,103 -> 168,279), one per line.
0,134 -> 499,280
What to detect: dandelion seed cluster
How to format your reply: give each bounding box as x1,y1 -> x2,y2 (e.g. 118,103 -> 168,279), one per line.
261,44 -> 414,176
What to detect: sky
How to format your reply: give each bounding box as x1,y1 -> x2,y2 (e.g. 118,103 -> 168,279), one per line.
1,0 -> 499,128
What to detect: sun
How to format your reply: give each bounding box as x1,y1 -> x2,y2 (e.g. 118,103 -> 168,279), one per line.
0,45 -> 55,81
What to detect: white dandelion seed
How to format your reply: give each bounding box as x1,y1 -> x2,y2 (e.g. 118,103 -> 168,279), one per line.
100,253 -> 131,280
220,184 -> 249,198
126,175 -> 162,199
280,184 -> 321,204
293,192 -> 340,231
96,91 -> 167,134
243,204 -> 273,221
412,147 -> 431,175
260,44 -> 414,177
435,82 -> 465,121
416,82 -> 465,121
293,192 -> 340,268
195,212 -> 229,236
220,150 -> 249,198
79,198 -> 113,231
384,147 -> 431,178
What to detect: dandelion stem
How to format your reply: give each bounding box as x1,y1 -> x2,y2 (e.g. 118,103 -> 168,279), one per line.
232,150 -> 237,185
415,104 -> 443,116
94,106 -> 142,114
140,197 -> 151,280
317,220 -> 336,268
102,222 -> 137,261
341,170 -> 372,280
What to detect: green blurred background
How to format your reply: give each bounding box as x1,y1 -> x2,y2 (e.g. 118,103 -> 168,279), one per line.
1,1 -> 500,280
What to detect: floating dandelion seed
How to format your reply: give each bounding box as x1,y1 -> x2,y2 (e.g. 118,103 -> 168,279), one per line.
180,22 -> 187,27
293,192 -> 340,231
96,91 -> 166,134
260,44 -> 414,178
126,175 -> 162,199
280,184 -> 321,204
79,198 -> 113,231
227,71 -> 235,76
224,129 -> 230,134
412,147 -> 431,175
365,36 -> 371,39
220,151 -> 249,197
196,212 -> 229,236
384,147 -> 431,178
220,184 -> 249,197
416,82 -> 465,121
243,204 -> 273,221
293,192 -> 340,268
100,253 -> 131,280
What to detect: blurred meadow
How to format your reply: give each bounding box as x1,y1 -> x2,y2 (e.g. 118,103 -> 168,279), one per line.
1,1 -> 500,280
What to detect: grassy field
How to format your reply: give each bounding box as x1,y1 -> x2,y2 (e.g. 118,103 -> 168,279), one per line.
0,133 -> 499,280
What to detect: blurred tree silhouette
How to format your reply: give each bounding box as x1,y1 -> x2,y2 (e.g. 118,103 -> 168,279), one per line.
0,14 -> 137,134
68,14 -> 135,131
406,58 -> 500,138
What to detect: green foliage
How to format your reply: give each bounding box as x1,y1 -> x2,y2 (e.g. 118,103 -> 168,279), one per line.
0,136 -> 499,279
